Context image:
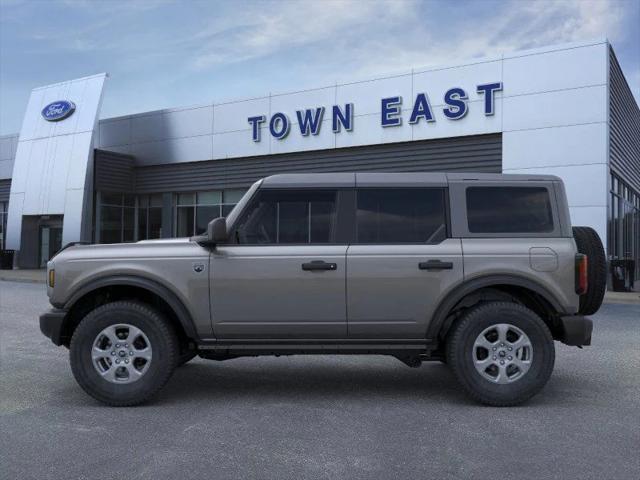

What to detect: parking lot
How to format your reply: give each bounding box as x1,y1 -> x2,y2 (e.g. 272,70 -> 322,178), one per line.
1,280 -> 639,480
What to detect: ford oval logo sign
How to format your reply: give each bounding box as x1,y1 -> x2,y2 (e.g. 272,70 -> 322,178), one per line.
41,100 -> 76,122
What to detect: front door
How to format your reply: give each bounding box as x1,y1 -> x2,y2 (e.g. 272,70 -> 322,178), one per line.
210,188 -> 348,339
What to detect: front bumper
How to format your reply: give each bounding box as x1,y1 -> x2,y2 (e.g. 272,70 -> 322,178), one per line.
39,308 -> 68,346
558,315 -> 593,346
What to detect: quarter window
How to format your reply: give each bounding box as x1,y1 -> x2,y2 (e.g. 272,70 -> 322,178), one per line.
233,190 -> 338,244
466,187 -> 554,233
356,188 -> 447,243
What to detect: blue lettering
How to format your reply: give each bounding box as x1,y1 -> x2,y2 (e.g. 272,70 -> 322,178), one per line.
269,112 -> 290,139
332,104 -> 353,132
409,93 -> 434,124
443,88 -> 468,120
381,96 -> 402,127
477,82 -> 503,115
247,115 -> 266,142
296,107 -> 325,136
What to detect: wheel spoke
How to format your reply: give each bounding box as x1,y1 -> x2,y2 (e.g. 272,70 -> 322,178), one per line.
125,364 -> 143,380
494,364 -> 510,384
103,325 -> 119,346
509,335 -> 532,351
511,357 -> 532,374
100,365 -> 118,382
473,335 -> 495,350
126,325 -> 144,345
92,346 -> 110,361
132,347 -> 152,361
496,324 -> 509,343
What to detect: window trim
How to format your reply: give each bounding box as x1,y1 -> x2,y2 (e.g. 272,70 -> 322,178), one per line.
352,186 -> 450,245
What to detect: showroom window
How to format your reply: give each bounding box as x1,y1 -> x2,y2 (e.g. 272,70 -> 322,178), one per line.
137,194 -> 163,240
99,193 -> 136,244
232,189 -> 337,244
174,189 -> 246,237
0,201 -> 7,250
609,173 -> 640,281
356,188 -> 447,243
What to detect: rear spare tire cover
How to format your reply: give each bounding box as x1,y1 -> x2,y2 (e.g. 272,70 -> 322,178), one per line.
572,226 -> 607,315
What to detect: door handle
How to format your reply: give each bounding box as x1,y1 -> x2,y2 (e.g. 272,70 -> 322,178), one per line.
302,260 -> 337,271
419,260 -> 454,271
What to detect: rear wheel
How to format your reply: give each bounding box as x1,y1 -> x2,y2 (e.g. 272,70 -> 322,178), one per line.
70,301 -> 178,406
572,226 -> 606,315
446,302 -> 555,406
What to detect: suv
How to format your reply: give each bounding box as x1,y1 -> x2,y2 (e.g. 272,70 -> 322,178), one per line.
40,173 -> 606,406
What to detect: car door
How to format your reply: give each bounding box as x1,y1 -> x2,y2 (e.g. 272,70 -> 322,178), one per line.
346,186 -> 464,339
210,188 -> 348,339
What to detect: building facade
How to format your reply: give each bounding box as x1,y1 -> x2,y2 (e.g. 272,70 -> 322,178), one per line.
0,39 -> 638,288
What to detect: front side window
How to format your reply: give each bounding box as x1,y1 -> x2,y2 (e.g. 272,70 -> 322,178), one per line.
232,190 -> 338,244
466,187 -> 554,233
356,188 -> 447,243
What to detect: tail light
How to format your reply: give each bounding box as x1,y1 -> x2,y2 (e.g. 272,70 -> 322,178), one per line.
575,254 -> 588,295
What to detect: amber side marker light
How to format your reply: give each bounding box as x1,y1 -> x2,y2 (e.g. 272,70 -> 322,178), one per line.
575,254 -> 588,295
48,269 -> 55,288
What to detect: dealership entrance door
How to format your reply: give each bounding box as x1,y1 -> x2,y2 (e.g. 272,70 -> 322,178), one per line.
39,222 -> 62,267
18,215 -> 63,268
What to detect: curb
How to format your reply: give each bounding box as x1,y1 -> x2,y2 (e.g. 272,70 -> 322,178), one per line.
0,277 -> 45,284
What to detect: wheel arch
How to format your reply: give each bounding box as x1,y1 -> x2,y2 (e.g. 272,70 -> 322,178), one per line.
427,274 -> 567,342
59,275 -> 197,347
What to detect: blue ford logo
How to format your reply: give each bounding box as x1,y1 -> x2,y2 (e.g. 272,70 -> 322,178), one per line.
41,100 -> 76,122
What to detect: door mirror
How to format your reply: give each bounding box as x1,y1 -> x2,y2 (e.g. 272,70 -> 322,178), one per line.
208,217 -> 228,244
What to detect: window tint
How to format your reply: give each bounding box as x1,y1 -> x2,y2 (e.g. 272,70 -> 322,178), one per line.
466,187 -> 554,233
233,190 -> 338,244
356,188 -> 447,243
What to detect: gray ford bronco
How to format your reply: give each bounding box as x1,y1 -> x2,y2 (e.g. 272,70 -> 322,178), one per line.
40,173 -> 606,406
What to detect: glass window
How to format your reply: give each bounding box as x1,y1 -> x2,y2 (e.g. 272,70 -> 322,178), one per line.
356,188 -> 447,243
198,191 -> 222,205
100,205 -> 123,244
0,201 -> 6,250
233,190 -> 337,244
176,205 -> 195,237
466,187 -> 554,234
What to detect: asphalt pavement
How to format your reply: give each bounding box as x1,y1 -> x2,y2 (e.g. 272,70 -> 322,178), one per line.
1,280 -> 639,480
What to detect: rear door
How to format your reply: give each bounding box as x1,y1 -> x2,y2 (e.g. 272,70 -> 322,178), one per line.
211,188 -> 349,339
346,186 -> 463,339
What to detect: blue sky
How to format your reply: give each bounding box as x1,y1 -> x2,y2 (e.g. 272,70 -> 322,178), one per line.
1,0 -> 638,135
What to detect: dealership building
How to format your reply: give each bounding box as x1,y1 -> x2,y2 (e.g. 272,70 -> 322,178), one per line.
0,39 -> 638,287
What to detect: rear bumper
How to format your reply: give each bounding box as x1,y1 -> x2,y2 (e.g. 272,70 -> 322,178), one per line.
558,315 -> 593,346
39,308 -> 67,346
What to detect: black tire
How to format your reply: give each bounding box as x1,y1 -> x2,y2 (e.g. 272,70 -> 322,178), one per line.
446,302 -> 555,406
572,226 -> 607,315
70,301 -> 179,407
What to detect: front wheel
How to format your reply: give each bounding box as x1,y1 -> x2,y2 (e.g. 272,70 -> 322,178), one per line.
446,302 -> 555,406
70,301 -> 179,406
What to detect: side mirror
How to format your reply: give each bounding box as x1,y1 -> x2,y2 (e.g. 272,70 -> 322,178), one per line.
207,217 -> 228,244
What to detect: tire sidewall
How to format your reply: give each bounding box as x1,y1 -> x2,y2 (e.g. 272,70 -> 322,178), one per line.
448,303 -> 555,404
70,303 -> 175,405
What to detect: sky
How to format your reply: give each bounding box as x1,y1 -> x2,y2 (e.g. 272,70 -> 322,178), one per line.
0,0 -> 639,135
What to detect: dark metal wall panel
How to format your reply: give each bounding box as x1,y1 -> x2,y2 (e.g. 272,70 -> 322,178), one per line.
134,133 -> 502,193
0,179 -> 10,202
609,47 -> 640,194
94,149 -> 135,193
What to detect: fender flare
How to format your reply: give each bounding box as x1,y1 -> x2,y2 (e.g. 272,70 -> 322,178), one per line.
63,275 -> 197,339
426,274 -> 569,340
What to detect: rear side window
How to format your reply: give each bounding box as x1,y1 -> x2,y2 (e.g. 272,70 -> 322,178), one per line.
356,188 -> 447,243
466,187 -> 554,233
233,189 -> 337,244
